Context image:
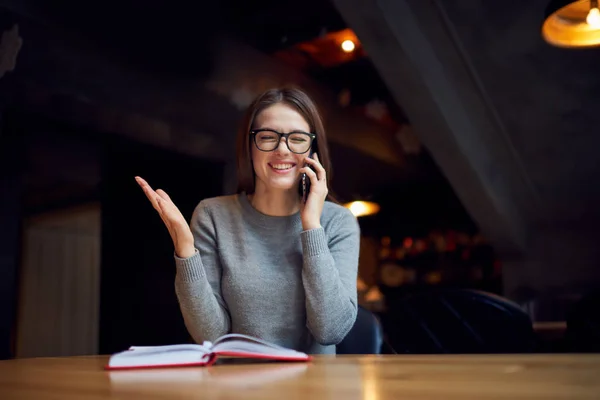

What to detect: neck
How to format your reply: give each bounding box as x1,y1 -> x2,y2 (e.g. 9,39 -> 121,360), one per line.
249,185 -> 300,216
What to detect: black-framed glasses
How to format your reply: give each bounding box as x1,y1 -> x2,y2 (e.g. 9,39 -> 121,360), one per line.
250,129 -> 316,154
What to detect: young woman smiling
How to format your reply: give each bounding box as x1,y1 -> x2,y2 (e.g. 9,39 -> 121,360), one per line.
136,87 -> 360,354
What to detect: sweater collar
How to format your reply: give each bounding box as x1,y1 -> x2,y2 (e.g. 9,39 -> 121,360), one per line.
237,192 -> 303,231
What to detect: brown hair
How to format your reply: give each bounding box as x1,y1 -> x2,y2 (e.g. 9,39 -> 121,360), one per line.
235,86 -> 334,200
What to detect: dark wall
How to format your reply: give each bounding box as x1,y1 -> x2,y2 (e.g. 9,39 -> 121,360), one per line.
0,112 -> 24,360
0,6 -> 21,361
99,137 -> 225,354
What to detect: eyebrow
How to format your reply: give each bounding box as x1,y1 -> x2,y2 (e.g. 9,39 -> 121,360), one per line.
254,127 -> 311,133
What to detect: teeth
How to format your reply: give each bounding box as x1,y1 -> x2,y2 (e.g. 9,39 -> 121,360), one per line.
272,163 -> 293,170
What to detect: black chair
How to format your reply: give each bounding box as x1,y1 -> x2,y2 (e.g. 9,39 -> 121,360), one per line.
336,305 -> 384,354
384,289 -> 537,354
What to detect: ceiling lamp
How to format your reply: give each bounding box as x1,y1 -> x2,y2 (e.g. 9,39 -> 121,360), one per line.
344,201 -> 380,217
542,0 -> 600,48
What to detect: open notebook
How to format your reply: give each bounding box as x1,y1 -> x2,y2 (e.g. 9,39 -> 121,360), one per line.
105,334 -> 311,370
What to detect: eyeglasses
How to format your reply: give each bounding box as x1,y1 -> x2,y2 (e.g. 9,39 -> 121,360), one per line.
250,129 -> 316,154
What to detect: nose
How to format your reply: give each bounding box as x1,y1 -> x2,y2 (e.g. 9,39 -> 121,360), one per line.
274,136 -> 291,155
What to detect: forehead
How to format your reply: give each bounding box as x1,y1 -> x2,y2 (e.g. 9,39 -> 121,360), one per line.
254,103 -> 310,132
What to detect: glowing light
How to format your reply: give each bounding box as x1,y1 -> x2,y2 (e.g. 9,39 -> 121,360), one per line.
542,0 -> 600,48
341,39 -> 355,52
344,201 -> 380,217
587,7 -> 600,27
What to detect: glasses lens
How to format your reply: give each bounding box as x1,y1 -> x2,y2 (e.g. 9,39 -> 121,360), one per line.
255,131 -> 279,151
288,133 -> 312,153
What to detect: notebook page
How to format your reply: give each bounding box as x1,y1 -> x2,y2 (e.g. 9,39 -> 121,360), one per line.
128,343 -> 210,353
212,341 -> 307,358
212,334 -> 291,351
108,347 -> 213,369
211,335 -> 308,358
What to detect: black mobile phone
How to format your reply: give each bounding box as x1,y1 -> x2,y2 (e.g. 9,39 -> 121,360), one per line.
299,148 -> 315,203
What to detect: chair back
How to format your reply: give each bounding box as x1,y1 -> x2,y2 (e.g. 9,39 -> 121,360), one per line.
385,289 -> 536,353
336,305 -> 384,354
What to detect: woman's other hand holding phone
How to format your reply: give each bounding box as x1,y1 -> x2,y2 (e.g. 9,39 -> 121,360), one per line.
299,153 -> 328,231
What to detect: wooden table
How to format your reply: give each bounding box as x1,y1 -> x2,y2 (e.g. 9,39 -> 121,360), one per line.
1,354 -> 600,399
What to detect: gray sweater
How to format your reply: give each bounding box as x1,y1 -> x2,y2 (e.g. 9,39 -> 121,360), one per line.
173,193 -> 360,354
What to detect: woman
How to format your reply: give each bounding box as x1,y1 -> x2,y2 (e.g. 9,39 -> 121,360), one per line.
135,87 -> 360,354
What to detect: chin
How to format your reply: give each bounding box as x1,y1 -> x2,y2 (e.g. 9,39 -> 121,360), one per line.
267,180 -> 297,191
258,174 -> 298,191
255,168 -> 301,192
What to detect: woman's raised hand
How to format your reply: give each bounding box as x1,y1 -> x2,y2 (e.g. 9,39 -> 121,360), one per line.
135,176 -> 196,259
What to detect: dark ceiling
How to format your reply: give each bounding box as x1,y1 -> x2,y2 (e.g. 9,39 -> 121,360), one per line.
222,0 -> 348,52
1,0 -> 477,237
439,0 -> 600,225
12,0 -> 407,122
220,0 -> 409,122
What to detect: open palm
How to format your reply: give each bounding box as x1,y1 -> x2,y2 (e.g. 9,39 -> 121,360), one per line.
135,176 -> 195,258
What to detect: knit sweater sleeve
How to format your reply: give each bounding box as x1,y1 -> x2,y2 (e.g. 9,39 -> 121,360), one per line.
173,202 -> 231,343
300,207 -> 360,345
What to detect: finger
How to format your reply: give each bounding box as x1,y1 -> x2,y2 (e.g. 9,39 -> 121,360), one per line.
305,153 -> 322,167
157,196 -> 184,223
135,176 -> 148,185
135,176 -> 152,192
135,176 -> 152,193
158,207 -> 191,247
135,177 -> 161,210
155,197 -> 179,229
155,199 -> 177,236
138,180 -> 184,240
155,196 -> 168,219
156,189 -> 172,202
304,156 -> 326,181
299,166 -> 318,185
135,176 -> 160,194
156,196 -> 177,218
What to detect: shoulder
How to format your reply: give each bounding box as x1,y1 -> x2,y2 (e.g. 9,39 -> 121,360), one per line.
321,201 -> 360,234
322,200 -> 356,221
191,194 -> 241,221
196,194 -> 239,210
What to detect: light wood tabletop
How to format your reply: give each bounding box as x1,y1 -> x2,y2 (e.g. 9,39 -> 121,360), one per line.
1,354 -> 600,399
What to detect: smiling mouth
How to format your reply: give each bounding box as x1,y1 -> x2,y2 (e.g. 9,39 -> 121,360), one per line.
269,163 -> 296,171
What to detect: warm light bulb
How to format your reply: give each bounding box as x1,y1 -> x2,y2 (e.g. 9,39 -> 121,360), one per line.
587,7 -> 600,28
349,201 -> 366,216
341,39 -> 355,52
344,201 -> 380,217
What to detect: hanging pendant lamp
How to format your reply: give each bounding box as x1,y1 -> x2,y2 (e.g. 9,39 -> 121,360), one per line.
542,0 -> 600,48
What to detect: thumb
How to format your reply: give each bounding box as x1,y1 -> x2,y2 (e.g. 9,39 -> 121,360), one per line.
156,189 -> 172,202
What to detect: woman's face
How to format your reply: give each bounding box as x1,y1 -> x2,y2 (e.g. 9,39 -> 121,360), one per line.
251,103 -> 311,194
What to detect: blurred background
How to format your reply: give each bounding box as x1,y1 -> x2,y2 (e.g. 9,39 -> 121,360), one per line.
1,0 -> 599,358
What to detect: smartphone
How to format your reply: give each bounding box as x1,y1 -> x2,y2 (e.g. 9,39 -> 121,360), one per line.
299,148 -> 315,203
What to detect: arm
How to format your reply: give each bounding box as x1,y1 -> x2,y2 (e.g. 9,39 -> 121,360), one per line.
300,209 -> 360,345
174,203 -> 231,343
